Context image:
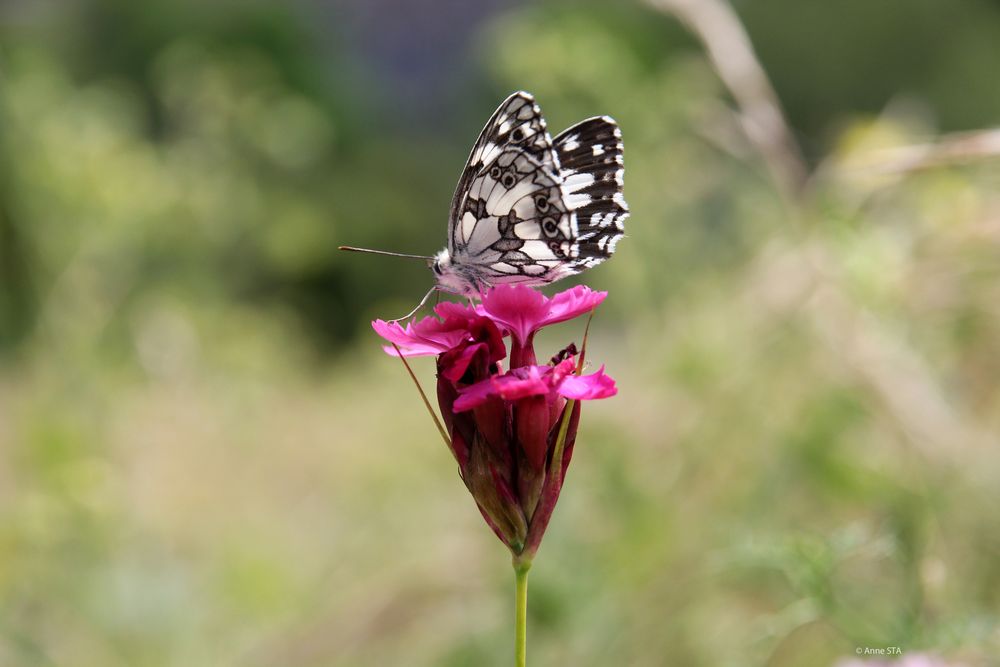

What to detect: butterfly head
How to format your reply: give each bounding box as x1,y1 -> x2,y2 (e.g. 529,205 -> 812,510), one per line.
431,248 -> 479,297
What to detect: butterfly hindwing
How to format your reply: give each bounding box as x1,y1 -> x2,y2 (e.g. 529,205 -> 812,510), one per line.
553,116 -> 628,271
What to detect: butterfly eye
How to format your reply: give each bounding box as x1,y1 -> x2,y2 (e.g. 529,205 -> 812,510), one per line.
535,195 -> 550,212
541,216 -> 559,237
490,166 -> 502,180
501,172 -> 516,188
510,127 -> 524,142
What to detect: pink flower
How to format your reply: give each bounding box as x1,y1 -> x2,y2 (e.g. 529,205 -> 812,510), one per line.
478,285 -> 606,367
373,284 -> 615,562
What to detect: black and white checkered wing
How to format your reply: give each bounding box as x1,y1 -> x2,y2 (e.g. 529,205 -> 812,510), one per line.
449,146 -> 581,285
448,92 -> 560,257
445,93 -> 627,289
552,116 -> 628,271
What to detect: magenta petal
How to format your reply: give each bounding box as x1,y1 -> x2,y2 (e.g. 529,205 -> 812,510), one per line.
557,365 -> 618,400
378,342 -> 448,357
372,318 -> 435,354
494,368 -> 551,401
478,285 -> 549,345
479,284 -> 607,346
372,316 -> 469,357
433,301 -> 478,321
550,358 -> 577,383
537,285 -> 607,330
453,377 -> 496,412
454,366 -> 552,412
370,318 -> 409,344
454,358 -> 616,410
441,342 -> 486,383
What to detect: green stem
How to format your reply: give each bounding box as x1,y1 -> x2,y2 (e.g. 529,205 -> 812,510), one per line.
513,558 -> 531,667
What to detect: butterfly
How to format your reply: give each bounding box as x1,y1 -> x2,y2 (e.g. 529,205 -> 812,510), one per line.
342,91 -> 628,314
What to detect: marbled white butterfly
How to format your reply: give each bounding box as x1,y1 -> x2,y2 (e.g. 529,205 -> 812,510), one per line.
342,91 -> 628,313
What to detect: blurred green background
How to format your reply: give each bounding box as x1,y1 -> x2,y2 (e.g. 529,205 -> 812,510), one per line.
2,0 -> 999,665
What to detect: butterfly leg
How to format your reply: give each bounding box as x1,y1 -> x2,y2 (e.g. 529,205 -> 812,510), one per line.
472,278 -> 494,304
387,286 -> 438,323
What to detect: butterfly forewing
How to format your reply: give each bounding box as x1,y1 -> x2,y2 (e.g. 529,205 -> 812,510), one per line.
448,92 -> 560,258
453,147 -> 581,284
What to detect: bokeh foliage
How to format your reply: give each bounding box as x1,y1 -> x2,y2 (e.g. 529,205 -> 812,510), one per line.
1,1 -> 999,665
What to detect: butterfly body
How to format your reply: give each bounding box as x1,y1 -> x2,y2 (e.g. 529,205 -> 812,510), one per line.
434,91 -> 628,297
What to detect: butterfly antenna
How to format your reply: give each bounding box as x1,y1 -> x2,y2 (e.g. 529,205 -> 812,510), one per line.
388,286 -> 438,323
339,246 -> 434,261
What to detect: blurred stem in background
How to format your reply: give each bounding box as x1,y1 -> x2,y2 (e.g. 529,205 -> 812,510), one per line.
648,0 -> 999,470
646,0 -> 808,205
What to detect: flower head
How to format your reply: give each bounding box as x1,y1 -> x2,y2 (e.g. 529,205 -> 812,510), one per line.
374,284 -> 616,561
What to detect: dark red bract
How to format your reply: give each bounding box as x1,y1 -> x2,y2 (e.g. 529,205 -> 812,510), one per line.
373,285 -> 616,559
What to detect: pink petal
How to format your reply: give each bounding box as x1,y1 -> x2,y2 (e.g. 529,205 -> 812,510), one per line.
550,358 -> 577,384
453,359 -> 617,410
452,377 -> 498,412
493,367 -> 551,401
372,317 -> 429,347
453,366 -> 550,412
479,285 -> 607,345
478,285 -> 548,346
537,285 -> 607,330
441,342 -> 486,383
372,319 -> 443,356
434,301 -> 478,321
557,365 -> 617,400
371,314 -> 470,357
